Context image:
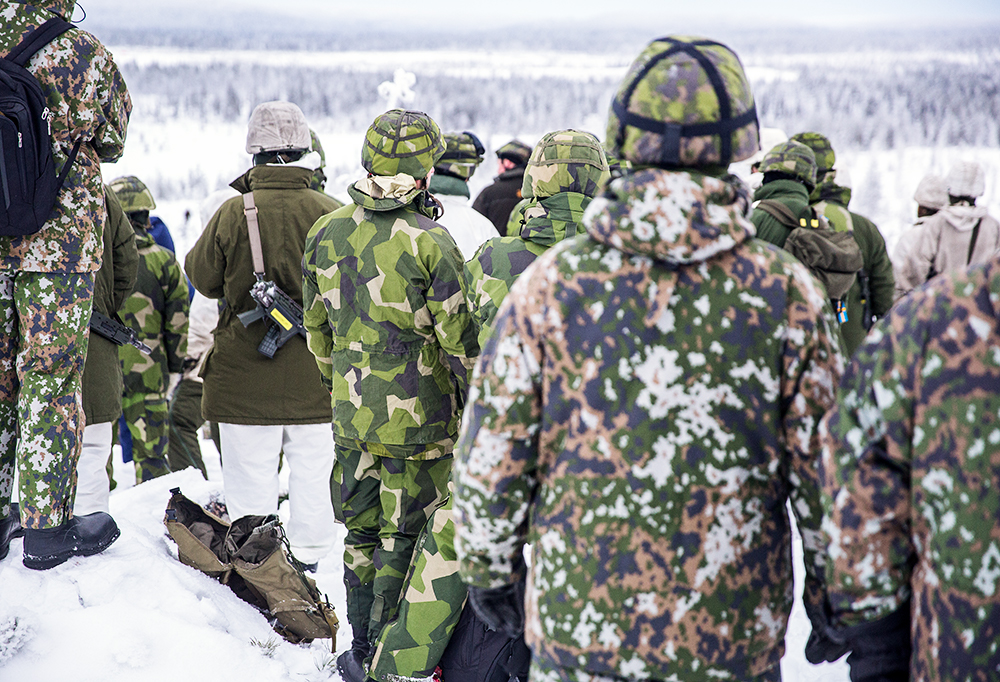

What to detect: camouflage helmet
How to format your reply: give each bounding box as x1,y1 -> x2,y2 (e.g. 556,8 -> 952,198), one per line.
760,140 -> 817,189
607,35 -> 759,168
435,131 -> 486,181
246,101 -> 311,154
522,129 -> 610,200
362,109 -> 445,179
108,175 -> 156,212
495,140 -> 532,167
789,132 -> 836,174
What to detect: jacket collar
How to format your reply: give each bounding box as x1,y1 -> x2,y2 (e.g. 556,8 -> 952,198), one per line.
584,168 -> 754,265
229,165 -> 313,194
519,193 -> 591,246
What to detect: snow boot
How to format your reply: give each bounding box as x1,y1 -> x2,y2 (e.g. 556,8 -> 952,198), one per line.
22,511 -> 120,570
337,648 -> 370,682
0,504 -> 25,561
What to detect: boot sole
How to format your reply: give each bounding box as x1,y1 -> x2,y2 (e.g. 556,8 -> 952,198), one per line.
23,526 -> 121,571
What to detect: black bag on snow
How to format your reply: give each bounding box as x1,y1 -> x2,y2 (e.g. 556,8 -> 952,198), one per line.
0,16 -> 82,237
437,598 -> 531,682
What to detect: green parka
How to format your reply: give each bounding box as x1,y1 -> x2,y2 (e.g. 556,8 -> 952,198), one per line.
750,179 -> 812,246
82,188 -> 137,424
186,165 -> 342,424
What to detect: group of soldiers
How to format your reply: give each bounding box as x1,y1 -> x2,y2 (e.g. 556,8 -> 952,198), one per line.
0,3 -> 998,681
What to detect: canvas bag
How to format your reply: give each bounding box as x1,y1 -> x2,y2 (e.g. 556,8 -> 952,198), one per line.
164,488 -> 338,647
0,16 -> 82,236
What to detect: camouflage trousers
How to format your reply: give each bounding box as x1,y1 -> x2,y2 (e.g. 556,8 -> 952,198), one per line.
120,389 -> 170,483
0,271 -> 93,530
167,378 -> 208,478
333,438 -> 452,652
369,496 -> 467,681
528,657 -> 781,682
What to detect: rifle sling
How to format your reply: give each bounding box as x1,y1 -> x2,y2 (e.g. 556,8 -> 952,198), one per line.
243,192 -> 266,278
966,218 -> 983,265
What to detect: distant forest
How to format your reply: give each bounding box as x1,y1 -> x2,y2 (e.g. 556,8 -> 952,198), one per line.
111,24 -> 1000,152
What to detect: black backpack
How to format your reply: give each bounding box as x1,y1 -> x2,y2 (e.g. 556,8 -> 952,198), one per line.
437,601 -> 531,682
0,16 -> 82,237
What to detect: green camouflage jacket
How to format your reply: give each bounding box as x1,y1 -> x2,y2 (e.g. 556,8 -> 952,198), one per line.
454,168 -> 846,680
0,1 -> 131,274
83,188 -> 137,424
466,192 -> 591,346
819,255 -> 1000,681
812,180 -> 894,356
302,176 -> 479,456
120,222 -> 189,395
750,179 -> 812,246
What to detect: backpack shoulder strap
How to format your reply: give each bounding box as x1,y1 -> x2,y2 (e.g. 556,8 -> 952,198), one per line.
242,192 -> 266,279
6,16 -> 74,68
966,218 -> 983,265
756,199 -> 801,229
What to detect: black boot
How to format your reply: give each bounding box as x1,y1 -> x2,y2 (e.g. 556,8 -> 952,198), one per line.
336,648 -> 370,682
22,511 -> 120,570
0,503 -> 25,561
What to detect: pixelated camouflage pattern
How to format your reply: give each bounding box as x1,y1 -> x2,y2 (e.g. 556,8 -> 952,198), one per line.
435,132 -> 484,182
760,140 -> 817,189
819,255 -> 1000,680
495,140 -> 532,166
362,109 -> 446,180
121,391 -> 170,482
606,36 -> 759,168
0,2 -> 131,274
369,497 -> 466,682
466,191 -> 592,346
109,175 -> 157,213
522,129 -> 609,201
333,440 -> 453,647
789,132 -> 836,174
0,272 -> 93,529
302,179 -> 479,455
454,168 -> 845,680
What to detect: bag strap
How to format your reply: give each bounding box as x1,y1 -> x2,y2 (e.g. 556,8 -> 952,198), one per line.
966,218 -> 983,265
6,16 -> 74,68
243,192 -> 266,279
756,199 -> 801,229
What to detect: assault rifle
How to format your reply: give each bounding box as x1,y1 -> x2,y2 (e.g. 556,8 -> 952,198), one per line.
90,310 -> 152,354
238,278 -> 306,358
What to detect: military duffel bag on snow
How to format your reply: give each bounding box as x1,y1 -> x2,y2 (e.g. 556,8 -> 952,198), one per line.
164,487 -> 339,647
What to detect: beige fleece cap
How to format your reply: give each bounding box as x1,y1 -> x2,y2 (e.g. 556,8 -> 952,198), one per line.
246,101 -> 311,154
946,160 -> 986,198
913,174 -> 948,209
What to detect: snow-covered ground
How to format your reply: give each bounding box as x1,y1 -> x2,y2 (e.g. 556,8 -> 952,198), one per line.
0,436 -> 848,681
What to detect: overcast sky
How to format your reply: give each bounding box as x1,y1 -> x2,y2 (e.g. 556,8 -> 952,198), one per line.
80,0 -> 1000,31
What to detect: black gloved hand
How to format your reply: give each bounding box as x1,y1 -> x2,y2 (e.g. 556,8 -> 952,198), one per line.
467,581 -> 525,639
804,599 -> 851,664
844,602 -> 911,682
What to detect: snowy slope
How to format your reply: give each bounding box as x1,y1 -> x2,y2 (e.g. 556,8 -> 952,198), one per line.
0,437 -> 847,681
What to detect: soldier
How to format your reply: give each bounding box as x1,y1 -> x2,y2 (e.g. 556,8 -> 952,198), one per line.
789,132 -> 895,355
429,131 -> 499,259
302,109 -> 479,682
453,35 -> 847,682
109,176 -> 190,483
895,160 -> 1000,299
472,139 -> 532,235
818,252 -> 1000,681
0,0 -> 131,569
75,187 -> 138,515
308,128 -> 329,193
892,173 -> 948,301
750,139 -> 819,241
466,129 -> 609,346
186,100 -> 341,571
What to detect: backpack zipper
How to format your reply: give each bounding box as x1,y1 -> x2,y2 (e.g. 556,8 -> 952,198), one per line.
0,131 -> 10,210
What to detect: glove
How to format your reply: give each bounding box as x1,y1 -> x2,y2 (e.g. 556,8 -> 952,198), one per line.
804,599 -> 851,664
467,581 -> 525,639
844,602 -> 911,682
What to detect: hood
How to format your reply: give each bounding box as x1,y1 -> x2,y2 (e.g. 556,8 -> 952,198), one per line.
428,172 -> 470,199
229,165 -> 313,194
21,0 -> 76,18
348,174 -> 435,216
518,192 -> 592,247
753,178 -> 811,205
584,168 -> 754,265
943,203 -> 988,232
812,178 -> 851,207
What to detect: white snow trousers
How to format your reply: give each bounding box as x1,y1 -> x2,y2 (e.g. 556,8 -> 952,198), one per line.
218,422 -> 335,564
74,422 -> 112,515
